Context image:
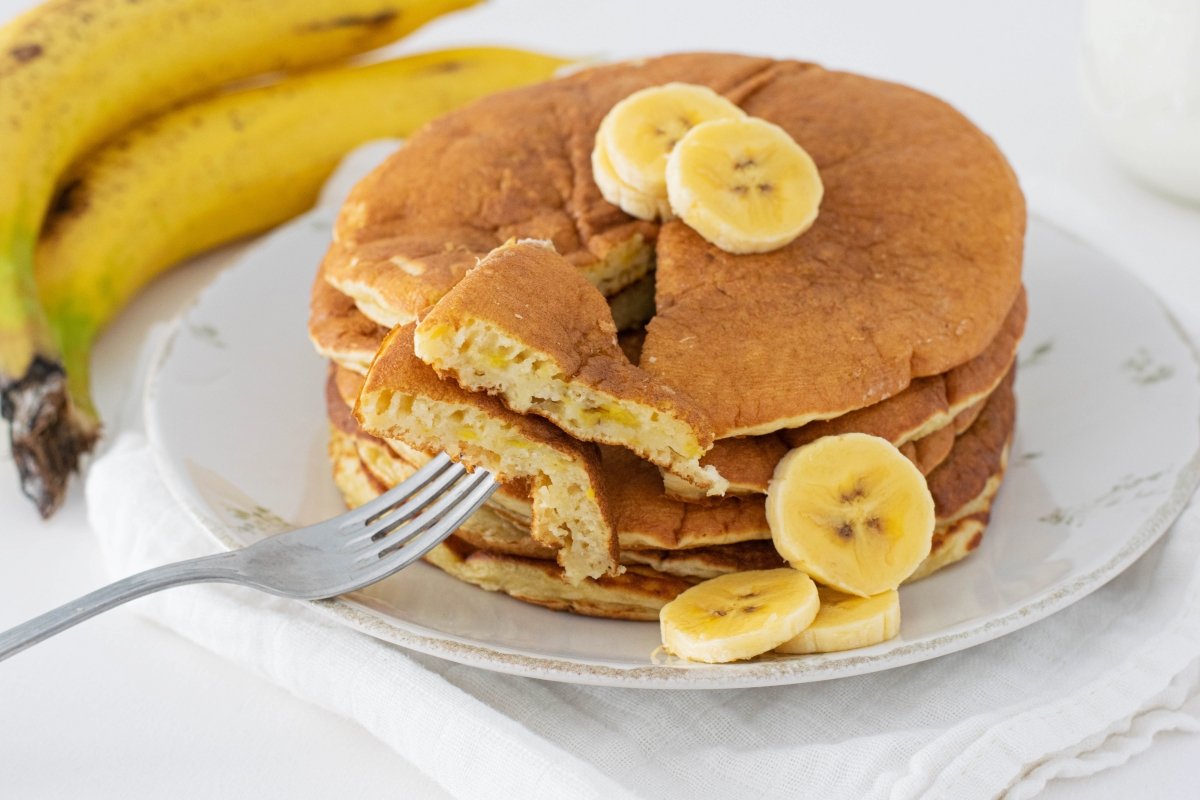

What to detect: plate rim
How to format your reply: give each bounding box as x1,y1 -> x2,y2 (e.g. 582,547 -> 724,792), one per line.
143,214 -> 1200,689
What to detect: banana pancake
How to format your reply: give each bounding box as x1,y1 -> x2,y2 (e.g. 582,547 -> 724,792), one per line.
332,363 -> 1014,555
355,324 -> 618,583
311,259 -> 657,376
640,61 -> 1024,436
414,239 -> 725,495
325,53 -> 1022,442
330,430 -> 1006,618
310,269 -> 387,375
331,363 -> 542,523
323,53 -> 777,327
664,292 -> 1024,501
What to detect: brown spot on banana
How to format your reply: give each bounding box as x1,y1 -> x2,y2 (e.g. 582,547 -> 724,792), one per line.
9,44 -> 43,64
301,10 -> 399,32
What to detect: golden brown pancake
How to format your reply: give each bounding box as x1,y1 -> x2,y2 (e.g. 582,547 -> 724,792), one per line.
414,239 -> 725,494
312,259 -> 656,374
783,289 -> 1025,448
661,292 -> 1023,501
332,362 -> 1013,558
309,270 -> 388,376
323,53 -> 782,327
355,324 -> 619,583
326,54 -> 1022,441
424,537 -> 690,622
330,428 -> 1007,618
927,368 -> 1015,524
641,62 -> 1024,437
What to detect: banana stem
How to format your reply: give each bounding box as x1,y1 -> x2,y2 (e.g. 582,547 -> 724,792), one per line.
1,356 -> 98,518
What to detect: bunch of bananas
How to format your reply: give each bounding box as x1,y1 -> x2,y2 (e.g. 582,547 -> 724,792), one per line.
0,0 -> 569,517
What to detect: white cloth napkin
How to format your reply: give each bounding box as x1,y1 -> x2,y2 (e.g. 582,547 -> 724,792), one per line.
83,146 -> 1200,799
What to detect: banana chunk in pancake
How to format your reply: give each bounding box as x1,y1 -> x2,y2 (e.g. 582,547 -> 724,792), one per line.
355,324 -> 618,583
414,239 -> 727,495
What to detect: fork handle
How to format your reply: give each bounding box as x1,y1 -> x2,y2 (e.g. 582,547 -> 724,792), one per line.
0,551 -> 240,662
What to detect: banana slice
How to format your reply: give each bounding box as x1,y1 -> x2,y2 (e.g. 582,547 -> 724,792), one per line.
665,117 -> 822,254
598,82 -> 745,199
591,135 -> 674,221
766,433 -> 934,597
774,587 -> 900,654
659,568 -> 819,663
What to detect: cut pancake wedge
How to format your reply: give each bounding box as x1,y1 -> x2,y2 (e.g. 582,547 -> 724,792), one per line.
414,239 -> 727,495
355,324 -> 618,583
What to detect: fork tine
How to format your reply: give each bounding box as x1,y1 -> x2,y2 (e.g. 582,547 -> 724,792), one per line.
360,468 -> 495,555
361,474 -> 498,580
346,461 -> 469,544
338,452 -> 455,529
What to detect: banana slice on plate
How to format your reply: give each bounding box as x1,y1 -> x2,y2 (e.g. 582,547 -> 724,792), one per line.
766,433 -> 935,597
591,135 -> 674,221
659,568 -> 819,663
665,116 -> 823,254
597,82 -> 745,202
774,587 -> 900,654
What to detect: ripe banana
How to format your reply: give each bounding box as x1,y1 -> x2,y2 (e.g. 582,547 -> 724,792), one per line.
34,45 -> 568,484
659,568 -> 819,663
0,0 -> 479,516
593,83 -> 743,219
774,587 -> 900,654
591,136 -> 673,221
765,433 -> 935,597
665,117 -> 823,254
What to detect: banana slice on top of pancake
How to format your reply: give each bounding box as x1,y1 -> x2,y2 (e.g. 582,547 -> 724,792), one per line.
598,82 -> 745,198
766,433 -> 935,597
666,117 -> 824,254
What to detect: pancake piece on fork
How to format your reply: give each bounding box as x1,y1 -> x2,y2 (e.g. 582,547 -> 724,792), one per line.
355,323 -> 618,583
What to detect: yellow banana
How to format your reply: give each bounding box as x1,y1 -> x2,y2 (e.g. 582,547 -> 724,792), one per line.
35,45 -> 568,460
0,0 -> 478,515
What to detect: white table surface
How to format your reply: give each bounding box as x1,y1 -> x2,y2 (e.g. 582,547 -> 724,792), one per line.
2,0 -> 1199,797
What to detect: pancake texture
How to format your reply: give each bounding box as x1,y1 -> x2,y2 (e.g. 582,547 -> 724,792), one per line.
414,239 -> 726,494
355,324 -> 619,583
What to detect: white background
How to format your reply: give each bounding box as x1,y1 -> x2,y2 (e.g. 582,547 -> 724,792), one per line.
2,0 -> 1199,797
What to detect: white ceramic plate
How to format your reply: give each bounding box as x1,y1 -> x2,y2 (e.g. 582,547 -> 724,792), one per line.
145,210 -> 1200,688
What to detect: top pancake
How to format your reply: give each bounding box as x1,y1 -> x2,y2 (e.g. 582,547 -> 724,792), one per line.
327,50 -> 1024,438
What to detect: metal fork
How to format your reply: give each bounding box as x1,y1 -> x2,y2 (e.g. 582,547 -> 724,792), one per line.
0,453 -> 495,662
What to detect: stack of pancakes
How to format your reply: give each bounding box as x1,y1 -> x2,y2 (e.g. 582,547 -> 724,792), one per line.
308,52 -> 1025,621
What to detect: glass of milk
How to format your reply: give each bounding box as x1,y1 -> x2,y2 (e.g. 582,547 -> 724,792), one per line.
1082,0 -> 1200,204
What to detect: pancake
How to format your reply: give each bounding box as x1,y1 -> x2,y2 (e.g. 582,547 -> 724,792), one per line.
326,53 -> 1022,441
309,269 -> 388,376
323,53 -> 781,328
355,324 -> 618,583
311,258 -> 657,375
927,368 -> 1015,525
424,537 -> 689,622
335,362 -> 1015,555
414,239 -> 725,494
640,62 -> 1024,437
662,293 -> 1024,501
330,428 -> 1007,618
